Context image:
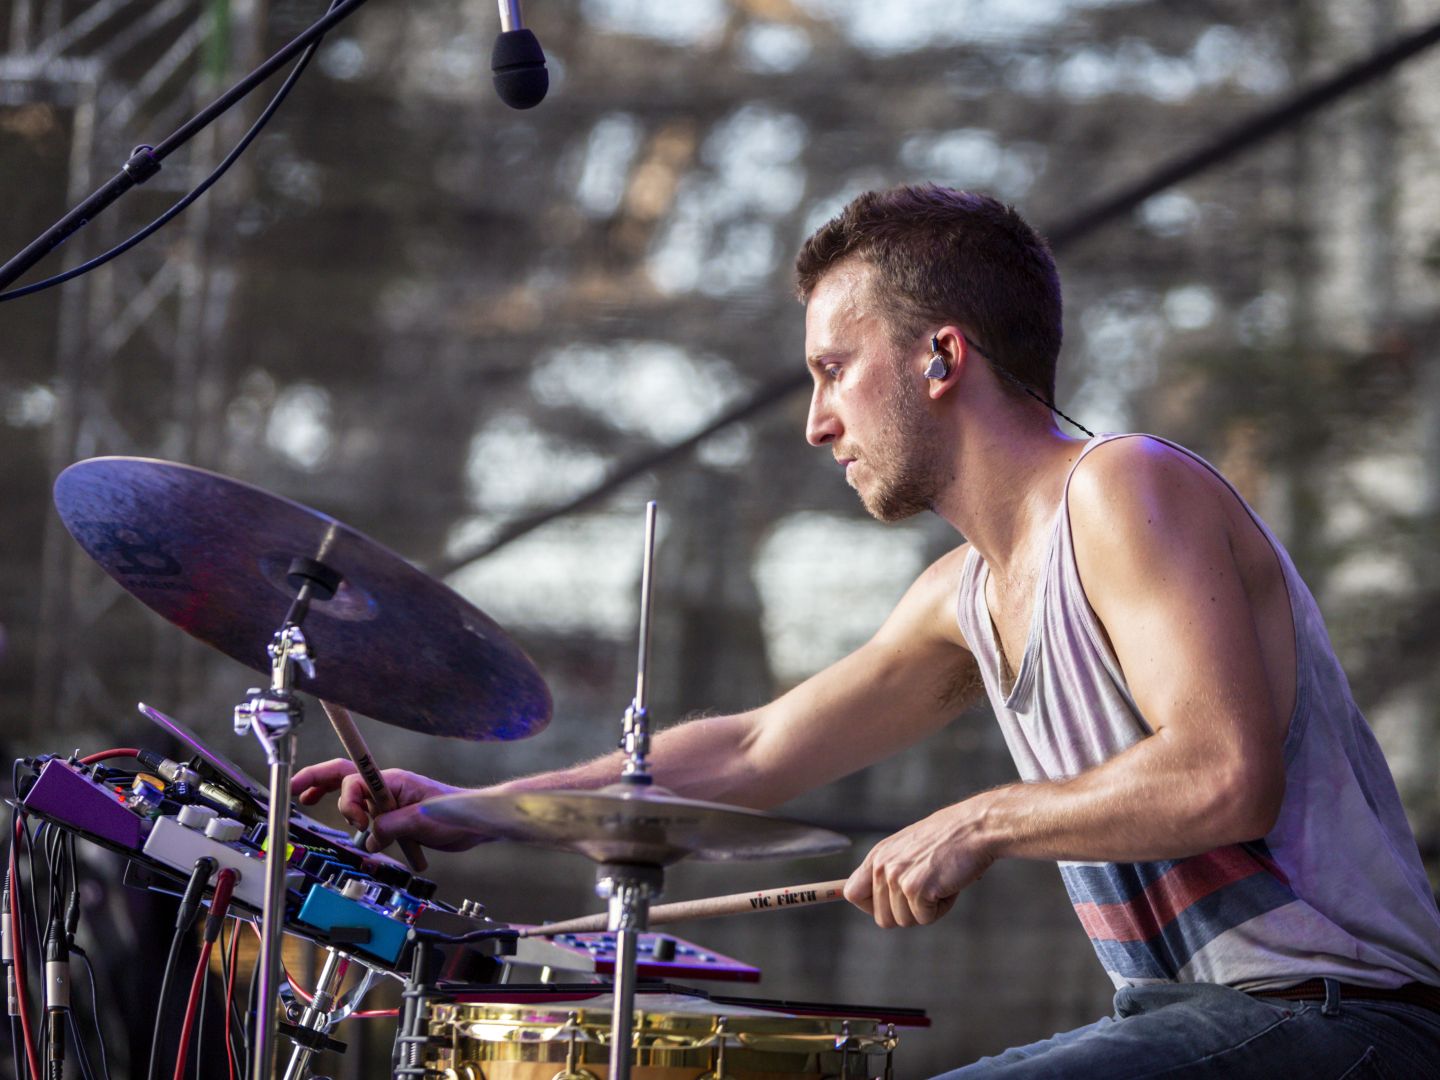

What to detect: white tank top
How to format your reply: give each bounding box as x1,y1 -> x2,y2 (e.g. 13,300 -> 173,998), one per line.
956,433 -> 1440,990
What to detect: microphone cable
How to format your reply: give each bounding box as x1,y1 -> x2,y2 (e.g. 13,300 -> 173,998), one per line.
0,0 -> 343,304
146,857 -> 217,1080
68,947 -> 109,1080
172,868 -> 237,1080
54,832 -> 100,1080
43,911 -> 68,1080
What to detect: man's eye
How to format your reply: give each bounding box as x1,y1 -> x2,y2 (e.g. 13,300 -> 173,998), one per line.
823,364 -> 842,381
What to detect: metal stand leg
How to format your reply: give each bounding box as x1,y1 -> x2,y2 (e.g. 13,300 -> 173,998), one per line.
282,948 -> 347,1080
251,722 -> 298,1079
597,864 -> 662,1080
234,588 -> 328,1079
392,939 -> 438,1079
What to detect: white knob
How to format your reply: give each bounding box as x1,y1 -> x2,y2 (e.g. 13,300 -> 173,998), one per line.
205,818 -> 245,844
176,804 -> 217,831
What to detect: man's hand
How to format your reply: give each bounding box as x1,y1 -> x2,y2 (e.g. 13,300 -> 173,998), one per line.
292,759 -> 482,852
843,800 -> 995,928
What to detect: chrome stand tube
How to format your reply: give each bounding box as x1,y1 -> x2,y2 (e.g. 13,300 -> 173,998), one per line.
281,948 -> 347,1080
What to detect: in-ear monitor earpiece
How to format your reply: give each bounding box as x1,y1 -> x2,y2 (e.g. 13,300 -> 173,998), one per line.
924,334 -> 950,380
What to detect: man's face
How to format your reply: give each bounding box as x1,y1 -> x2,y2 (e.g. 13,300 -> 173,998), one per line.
804,262 -> 948,522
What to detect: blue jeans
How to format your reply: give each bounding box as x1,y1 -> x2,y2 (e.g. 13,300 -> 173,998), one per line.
930,981 -> 1440,1078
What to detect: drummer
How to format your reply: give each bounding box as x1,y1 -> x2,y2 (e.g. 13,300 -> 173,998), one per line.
295,184 -> 1440,1078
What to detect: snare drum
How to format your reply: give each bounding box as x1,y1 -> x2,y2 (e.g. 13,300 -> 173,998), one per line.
424,991 -> 902,1079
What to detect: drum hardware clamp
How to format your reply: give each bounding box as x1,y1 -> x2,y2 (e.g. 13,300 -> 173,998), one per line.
233,554 -> 343,1080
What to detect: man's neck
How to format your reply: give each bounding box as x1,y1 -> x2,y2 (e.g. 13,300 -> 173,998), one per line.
932,415 -> 1088,578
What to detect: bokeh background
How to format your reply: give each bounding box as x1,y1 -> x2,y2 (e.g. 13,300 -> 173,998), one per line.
4,0 -> 1440,1076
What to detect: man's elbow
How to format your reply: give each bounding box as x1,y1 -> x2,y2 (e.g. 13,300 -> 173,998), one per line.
1209,759 -> 1285,844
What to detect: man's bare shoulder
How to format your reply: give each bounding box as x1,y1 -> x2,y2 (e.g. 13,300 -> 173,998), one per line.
875,542 -> 974,653
1065,435 -> 1227,539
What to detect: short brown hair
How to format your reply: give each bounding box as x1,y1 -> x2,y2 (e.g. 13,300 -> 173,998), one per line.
795,185 -> 1062,400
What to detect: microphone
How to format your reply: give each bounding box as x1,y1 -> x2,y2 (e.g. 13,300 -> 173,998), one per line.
492,0 -> 548,109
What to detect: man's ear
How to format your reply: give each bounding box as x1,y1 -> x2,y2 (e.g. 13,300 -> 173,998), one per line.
924,326 -> 968,400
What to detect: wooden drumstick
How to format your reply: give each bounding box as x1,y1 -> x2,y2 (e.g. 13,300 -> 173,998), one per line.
319,700 -> 428,873
520,879 -> 849,937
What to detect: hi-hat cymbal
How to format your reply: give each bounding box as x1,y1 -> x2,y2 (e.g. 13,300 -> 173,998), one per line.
53,456 -> 551,740
418,783 -> 850,864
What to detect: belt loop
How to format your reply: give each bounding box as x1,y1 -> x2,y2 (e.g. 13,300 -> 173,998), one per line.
1322,978 -> 1342,1017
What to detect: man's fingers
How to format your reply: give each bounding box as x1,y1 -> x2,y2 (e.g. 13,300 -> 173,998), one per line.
871,872 -> 898,929
370,804 -> 483,853
335,775 -> 377,830
921,894 -> 958,925
843,858 -> 875,906
292,758 -> 358,803
887,873 -> 918,929
370,803 -> 421,849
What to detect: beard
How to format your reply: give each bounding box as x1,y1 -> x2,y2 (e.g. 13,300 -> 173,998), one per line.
848,375 -> 949,522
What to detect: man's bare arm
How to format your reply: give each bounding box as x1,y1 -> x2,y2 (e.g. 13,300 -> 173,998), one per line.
293,544 -> 983,848
849,439 -> 1289,927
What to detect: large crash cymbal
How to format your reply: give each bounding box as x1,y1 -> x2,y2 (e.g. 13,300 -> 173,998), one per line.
53,457 -> 551,740
418,783 -> 850,864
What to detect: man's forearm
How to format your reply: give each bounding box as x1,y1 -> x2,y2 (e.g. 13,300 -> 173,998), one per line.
491,710 -> 769,805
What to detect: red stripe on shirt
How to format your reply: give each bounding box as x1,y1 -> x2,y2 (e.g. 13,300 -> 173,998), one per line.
1073,846 -> 1272,943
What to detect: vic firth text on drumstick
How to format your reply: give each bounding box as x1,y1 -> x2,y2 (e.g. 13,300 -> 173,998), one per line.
520,879 -> 848,937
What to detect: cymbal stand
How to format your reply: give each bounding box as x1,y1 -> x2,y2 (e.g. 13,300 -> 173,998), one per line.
280,946 -> 348,1080
620,501 -> 658,786
234,557 -> 341,1079
604,501 -> 661,1080
598,862 -> 662,1080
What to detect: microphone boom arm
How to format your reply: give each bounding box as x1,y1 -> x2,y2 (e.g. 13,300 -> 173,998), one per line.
0,0 -> 378,293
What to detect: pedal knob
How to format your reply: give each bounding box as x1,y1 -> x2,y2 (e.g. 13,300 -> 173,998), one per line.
176,804 -> 218,831
205,817 -> 245,843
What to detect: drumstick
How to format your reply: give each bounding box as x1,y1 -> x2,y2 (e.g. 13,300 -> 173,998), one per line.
319,700 -> 428,873
520,879 -> 849,937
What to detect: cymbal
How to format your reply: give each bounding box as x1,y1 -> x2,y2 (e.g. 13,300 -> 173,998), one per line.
418,783 -> 850,864
53,457 -> 551,741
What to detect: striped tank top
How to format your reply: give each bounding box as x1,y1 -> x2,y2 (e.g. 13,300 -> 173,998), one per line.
955,433 -> 1440,990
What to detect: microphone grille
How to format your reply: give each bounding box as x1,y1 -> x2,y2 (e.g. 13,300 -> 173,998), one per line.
491,28 -> 549,110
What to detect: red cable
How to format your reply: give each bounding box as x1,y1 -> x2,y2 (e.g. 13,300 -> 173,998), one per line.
224,924 -> 240,1080
173,941 -> 214,1080
10,815 -> 40,1080
78,748 -> 142,765
172,869 -> 237,1080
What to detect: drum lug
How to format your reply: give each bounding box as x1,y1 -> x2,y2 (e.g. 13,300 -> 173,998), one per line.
697,1015 -> 735,1080
549,1011 -> 600,1080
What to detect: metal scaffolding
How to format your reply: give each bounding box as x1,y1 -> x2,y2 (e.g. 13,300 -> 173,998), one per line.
4,0 -> 262,737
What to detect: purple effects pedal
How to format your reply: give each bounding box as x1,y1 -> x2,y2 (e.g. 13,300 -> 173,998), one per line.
22,759 -> 147,851
513,930 -> 761,983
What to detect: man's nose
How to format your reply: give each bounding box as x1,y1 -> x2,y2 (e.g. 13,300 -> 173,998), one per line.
806,387 -> 839,446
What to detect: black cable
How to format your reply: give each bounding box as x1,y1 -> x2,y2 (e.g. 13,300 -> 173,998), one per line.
59,835 -> 100,1080
145,858 -> 216,1080
65,1011 -> 96,1080
72,949 -> 110,1080
10,1016 -> 23,1080
417,926 -> 518,946
0,0 -> 342,303
21,820 -> 42,979
43,880 -> 71,1080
